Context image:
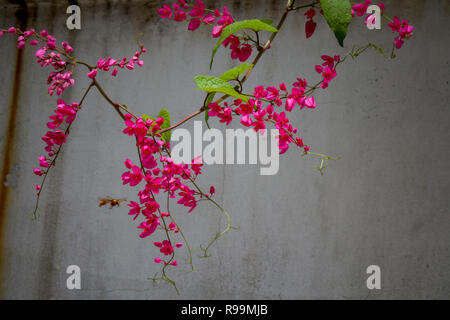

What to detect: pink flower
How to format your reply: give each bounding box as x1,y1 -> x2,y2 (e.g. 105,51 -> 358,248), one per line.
61,41 -> 73,53
305,8 -> 316,20
322,67 -> 337,83
212,25 -> 224,38
170,260 -> 178,266
35,46 -> 46,58
174,10 -> 187,22
399,22 -> 414,39
46,130 -> 66,145
124,158 -> 134,169
160,240 -> 174,256
138,216 -> 160,238
305,19 -> 317,38
352,0 -> 371,17
168,222 -> 176,230
8,27 -> 16,34
303,96 -> 316,109
293,78 -> 308,88
219,107 -> 233,125
189,0 -> 205,18
266,87 -> 279,100
126,60 -> 135,70
217,6 -> 234,26
388,16 -> 402,32
154,257 -> 162,263
127,201 -> 141,220
285,98 -> 296,112
394,37 -> 404,49
188,18 -> 201,31
178,0 -> 188,9
141,151 -> 157,169
39,156 -> 51,168
122,165 -> 144,187
239,44 -> 252,62
321,55 -> 335,69
222,35 -> 240,49
253,86 -> 268,99
177,185 -> 198,212
158,4 -> 172,19
203,14 -> 215,24
143,199 -> 160,215
387,17 -> 413,49
87,69 -> 97,79
240,114 -> 252,127
315,65 -> 323,73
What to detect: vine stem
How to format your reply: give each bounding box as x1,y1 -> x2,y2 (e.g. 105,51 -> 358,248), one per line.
160,107 -> 205,134
240,0 -> 295,84
92,79 -> 139,119
32,81 -> 95,219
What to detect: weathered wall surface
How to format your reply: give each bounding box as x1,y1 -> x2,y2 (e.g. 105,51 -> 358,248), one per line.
0,0 -> 449,299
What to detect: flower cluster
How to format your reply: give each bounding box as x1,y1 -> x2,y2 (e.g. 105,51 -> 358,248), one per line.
314,55 -> 339,89
158,0 -> 233,33
304,8 -> 317,39
352,0 -> 413,50
47,71 -> 74,96
87,46 -> 147,80
2,27 -> 37,48
35,31 -> 76,96
207,76 -> 319,155
222,35 -> 252,62
204,51 -> 344,156
33,99 -> 80,191
352,0 -> 378,17
158,0 -> 255,63
388,16 -> 414,49
1,27 -> 78,96
121,114 -> 214,266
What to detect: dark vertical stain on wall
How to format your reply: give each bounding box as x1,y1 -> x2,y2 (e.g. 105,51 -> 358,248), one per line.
0,0 -> 28,297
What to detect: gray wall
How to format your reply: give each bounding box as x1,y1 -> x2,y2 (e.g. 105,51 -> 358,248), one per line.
0,0 -> 449,299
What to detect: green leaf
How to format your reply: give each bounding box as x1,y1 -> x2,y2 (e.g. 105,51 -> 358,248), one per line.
204,93 -> 215,128
210,19 -> 278,68
141,114 -> 155,121
319,0 -> 352,47
219,62 -> 253,82
201,63 -> 253,127
157,108 -> 171,142
194,75 -> 249,102
260,19 -> 274,26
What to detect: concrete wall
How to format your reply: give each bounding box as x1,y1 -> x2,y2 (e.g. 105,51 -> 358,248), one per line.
0,0 -> 449,299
